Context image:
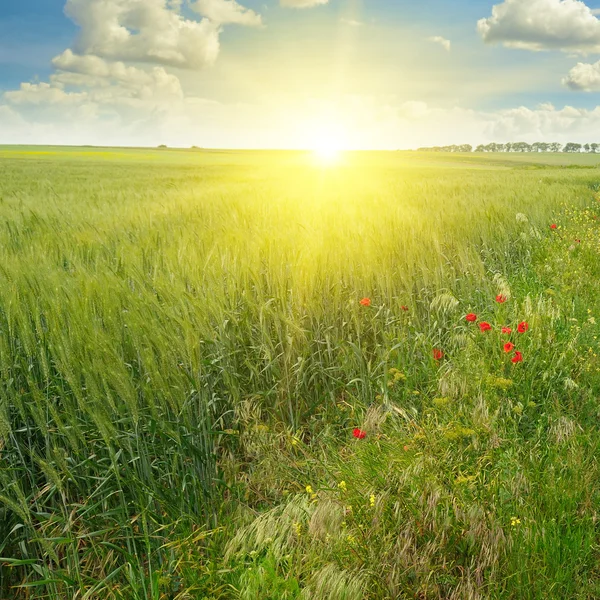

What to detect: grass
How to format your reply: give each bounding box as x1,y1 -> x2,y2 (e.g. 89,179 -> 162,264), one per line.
0,148 -> 599,598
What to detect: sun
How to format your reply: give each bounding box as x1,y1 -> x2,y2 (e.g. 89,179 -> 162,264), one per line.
311,135 -> 343,165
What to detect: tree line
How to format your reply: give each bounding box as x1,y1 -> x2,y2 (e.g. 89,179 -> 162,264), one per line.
417,142 -> 600,153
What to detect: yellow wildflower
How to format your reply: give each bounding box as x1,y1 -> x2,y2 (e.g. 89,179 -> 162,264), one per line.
433,397 -> 451,408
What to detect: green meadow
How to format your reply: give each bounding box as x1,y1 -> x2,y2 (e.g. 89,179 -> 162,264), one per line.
0,147 -> 599,599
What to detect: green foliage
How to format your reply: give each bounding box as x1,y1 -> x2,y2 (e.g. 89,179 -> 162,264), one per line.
0,148 -> 599,598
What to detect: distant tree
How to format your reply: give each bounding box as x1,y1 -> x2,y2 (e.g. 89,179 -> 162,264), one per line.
417,141 -> 599,154
158,144 -> 168,149
511,142 -> 530,152
418,144 -> 473,153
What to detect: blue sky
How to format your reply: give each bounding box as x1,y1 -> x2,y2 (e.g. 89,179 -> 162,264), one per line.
3,0 -> 600,148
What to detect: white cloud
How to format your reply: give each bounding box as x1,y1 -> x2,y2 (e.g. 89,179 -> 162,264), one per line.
563,60 -> 600,90
190,0 -> 262,26
428,36 -> 451,51
484,104 -> 600,140
45,49 -> 185,105
4,83 -> 88,106
5,55 -> 184,115
64,0 -> 222,69
52,49 -> 176,87
7,91 -> 600,148
0,0 -> 270,145
335,99 -> 600,148
478,0 -> 600,54
280,0 -> 328,8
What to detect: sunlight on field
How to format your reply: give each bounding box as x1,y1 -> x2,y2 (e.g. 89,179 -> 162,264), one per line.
1,148 -> 600,599
312,139 -> 343,165
307,123 -> 347,166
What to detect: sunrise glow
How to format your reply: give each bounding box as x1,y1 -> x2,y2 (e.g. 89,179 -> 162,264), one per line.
312,137 -> 342,164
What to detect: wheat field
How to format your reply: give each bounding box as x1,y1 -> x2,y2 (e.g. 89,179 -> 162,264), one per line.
0,147 -> 599,599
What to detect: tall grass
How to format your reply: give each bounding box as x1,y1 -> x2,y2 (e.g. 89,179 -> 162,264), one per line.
0,149 -> 599,598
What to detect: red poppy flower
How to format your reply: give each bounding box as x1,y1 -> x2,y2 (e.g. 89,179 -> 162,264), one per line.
496,294 -> 507,304
517,321 -> 529,333
360,298 -> 371,307
353,428 -> 366,439
479,322 -> 492,332
550,224 -> 557,230
501,327 -> 512,334
432,349 -> 444,361
504,342 -> 515,353
511,351 -> 523,364
401,306 -> 409,312
575,239 -> 581,244
465,313 -> 477,322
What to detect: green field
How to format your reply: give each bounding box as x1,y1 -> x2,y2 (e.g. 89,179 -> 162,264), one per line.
1,147 -> 599,599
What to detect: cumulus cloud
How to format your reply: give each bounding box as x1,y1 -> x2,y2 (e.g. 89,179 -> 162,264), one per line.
376,100 -> 599,146
563,60 -> 600,90
0,0 -> 267,143
428,36 -> 451,51
6,87 -> 600,149
478,0 -> 600,54
52,49 -> 178,88
280,0 -> 328,8
190,0 -> 262,26
4,83 -> 89,106
344,99 -> 600,147
5,50 -> 184,118
64,0 -> 223,69
6,71 -> 183,108
281,97 -> 600,149
484,103 -> 600,139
